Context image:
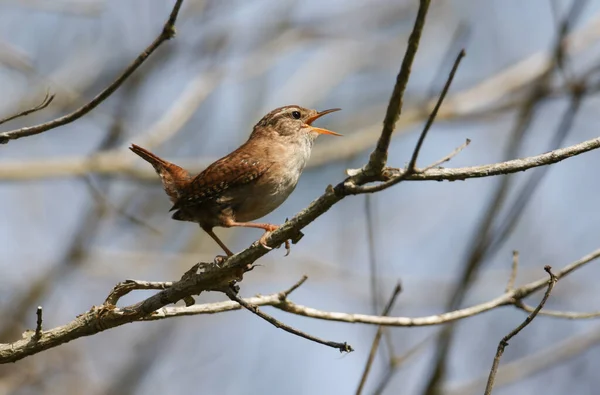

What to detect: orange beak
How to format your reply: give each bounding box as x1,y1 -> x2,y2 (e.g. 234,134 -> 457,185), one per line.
304,108 -> 342,136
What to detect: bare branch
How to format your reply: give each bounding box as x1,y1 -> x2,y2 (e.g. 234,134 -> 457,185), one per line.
345,135 -> 600,194
0,0 -> 184,144
0,92 -> 54,127
366,0 -> 431,174
104,279 -> 173,306
407,49 -> 466,171
34,306 -> 43,339
0,248 -> 596,364
484,266 -> 558,395
280,275 -> 308,298
224,287 -> 352,353
271,250 -> 598,326
421,139 -> 471,172
514,302 -> 600,319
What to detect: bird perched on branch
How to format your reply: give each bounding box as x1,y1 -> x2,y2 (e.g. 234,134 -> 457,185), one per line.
130,105 -> 341,257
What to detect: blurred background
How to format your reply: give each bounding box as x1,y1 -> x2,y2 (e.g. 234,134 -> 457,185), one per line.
1,0 -> 600,394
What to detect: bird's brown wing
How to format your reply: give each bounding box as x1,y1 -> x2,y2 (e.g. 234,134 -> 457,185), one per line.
170,145 -> 272,211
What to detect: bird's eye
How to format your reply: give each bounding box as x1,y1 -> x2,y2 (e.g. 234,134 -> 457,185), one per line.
291,111 -> 301,119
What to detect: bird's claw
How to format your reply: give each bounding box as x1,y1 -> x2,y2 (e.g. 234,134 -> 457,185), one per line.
259,232 -> 273,250
259,228 -> 292,256
213,255 -> 228,267
284,239 -> 291,256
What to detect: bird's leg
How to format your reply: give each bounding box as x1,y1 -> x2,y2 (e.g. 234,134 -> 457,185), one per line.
203,227 -> 234,262
224,221 -> 291,255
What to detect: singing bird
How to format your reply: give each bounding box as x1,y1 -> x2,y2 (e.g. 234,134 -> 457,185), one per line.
130,105 -> 341,257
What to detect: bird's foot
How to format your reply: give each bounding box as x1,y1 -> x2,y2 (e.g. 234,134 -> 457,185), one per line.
258,231 -> 274,251
258,225 -> 292,256
213,255 -> 228,267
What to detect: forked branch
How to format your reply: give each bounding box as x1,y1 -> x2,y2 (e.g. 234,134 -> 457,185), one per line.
484,266 -> 558,395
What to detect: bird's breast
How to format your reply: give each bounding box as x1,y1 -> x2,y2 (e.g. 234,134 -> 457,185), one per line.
231,140 -> 311,222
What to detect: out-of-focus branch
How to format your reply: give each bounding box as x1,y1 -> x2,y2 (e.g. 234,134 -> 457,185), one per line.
2,1 -> 600,369
310,10 -> 600,169
421,3 -> 586,392
0,0 -> 184,144
373,333 -> 439,395
484,266 -> 558,395
356,283 -> 402,395
7,0 -> 106,16
0,62 -> 154,340
514,302 -> 600,319
3,16 -> 600,181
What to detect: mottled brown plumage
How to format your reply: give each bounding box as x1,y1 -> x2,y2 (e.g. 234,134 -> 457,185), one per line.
130,105 -> 341,257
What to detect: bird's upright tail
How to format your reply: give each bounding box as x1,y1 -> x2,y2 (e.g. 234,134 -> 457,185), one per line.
129,143 -> 191,203
129,143 -> 170,168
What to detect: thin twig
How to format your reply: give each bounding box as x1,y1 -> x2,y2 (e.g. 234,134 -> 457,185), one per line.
105,280 -> 173,306
425,23 -> 471,100
484,266 -> 558,395
0,0 -> 184,144
364,193 -> 396,366
366,0 -> 431,173
34,306 -> 43,339
365,195 -> 383,315
407,49 -> 466,171
279,275 -> 308,298
225,287 -> 353,353
356,282 -> 402,395
421,139 -> 470,172
0,91 -> 54,127
514,302 -> 600,319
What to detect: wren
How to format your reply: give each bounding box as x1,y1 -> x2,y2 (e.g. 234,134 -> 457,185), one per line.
130,105 -> 341,257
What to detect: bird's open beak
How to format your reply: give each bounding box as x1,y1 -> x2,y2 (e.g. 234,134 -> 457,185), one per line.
304,108 -> 342,136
